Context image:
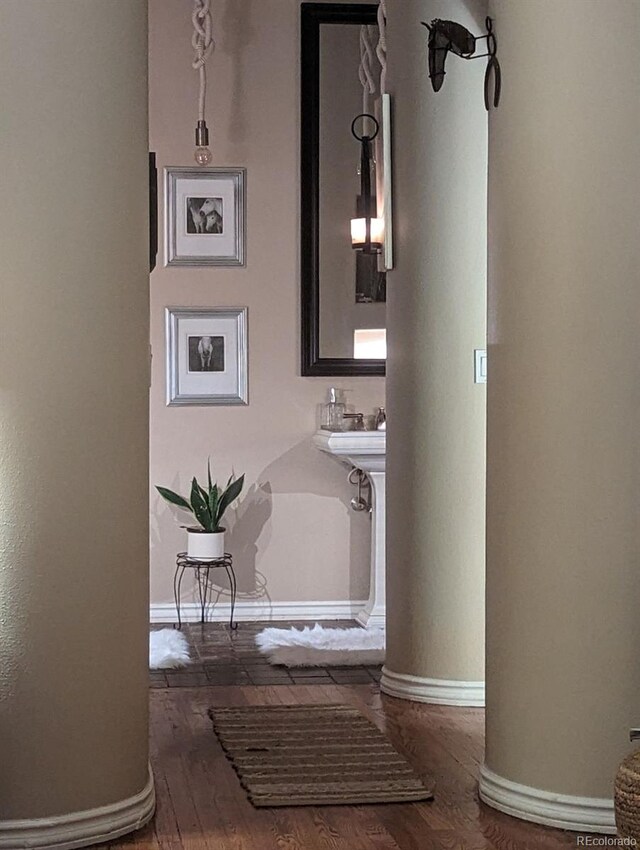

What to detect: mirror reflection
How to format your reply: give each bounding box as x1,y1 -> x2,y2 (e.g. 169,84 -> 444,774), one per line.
319,21 -> 386,360
301,4 -> 387,376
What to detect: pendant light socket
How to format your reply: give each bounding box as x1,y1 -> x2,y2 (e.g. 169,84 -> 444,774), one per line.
195,119 -> 209,147
194,119 -> 212,165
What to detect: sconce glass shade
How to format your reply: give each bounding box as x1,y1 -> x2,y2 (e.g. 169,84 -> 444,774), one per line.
351,217 -> 384,251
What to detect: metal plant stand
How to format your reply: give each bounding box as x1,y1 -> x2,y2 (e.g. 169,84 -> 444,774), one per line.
173,552 -> 237,630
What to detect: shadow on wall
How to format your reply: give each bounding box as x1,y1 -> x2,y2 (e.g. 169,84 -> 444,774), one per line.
220,0 -> 256,156
150,439 -> 371,608
258,437 -> 371,603
225,481 -> 273,595
259,438 -> 352,504
150,471 -> 186,587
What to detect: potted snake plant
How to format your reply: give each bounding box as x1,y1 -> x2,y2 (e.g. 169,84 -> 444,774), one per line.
156,462 -> 245,560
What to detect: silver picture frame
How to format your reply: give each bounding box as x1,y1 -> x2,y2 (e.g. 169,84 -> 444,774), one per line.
164,167 -> 246,267
165,307 -> 248,406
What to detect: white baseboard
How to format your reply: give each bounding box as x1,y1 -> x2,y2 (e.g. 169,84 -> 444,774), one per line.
0,764 -> 155,850
380,666 -> 485,707
479,764 -> 616,834
150,599 -> 367,624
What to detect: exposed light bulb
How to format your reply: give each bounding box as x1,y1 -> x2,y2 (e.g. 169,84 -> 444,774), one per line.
194,146 -> 213,166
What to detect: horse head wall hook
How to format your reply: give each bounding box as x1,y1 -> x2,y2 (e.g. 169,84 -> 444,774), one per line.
421,16 -> 501,110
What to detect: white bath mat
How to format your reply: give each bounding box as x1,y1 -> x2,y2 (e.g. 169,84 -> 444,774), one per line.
149,628 -> 190,669
255,623 -> 385,667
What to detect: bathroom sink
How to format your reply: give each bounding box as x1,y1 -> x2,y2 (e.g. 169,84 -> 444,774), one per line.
313,430 -> 385,470
313,429 -> 386,628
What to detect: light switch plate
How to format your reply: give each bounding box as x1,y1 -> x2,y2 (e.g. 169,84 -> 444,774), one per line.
474,349 -> 487,384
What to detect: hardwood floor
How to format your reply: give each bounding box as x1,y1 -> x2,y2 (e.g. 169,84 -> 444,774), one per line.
101,682 -> 591,850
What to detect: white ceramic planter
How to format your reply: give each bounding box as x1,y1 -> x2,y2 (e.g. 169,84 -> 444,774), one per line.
187,528 -> 225,560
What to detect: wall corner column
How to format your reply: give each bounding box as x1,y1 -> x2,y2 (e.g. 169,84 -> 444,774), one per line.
383,0 -> 488,705
0,2 -> 153,847
483,0 -> 640,833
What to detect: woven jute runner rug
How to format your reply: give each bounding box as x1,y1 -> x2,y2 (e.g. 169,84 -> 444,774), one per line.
208,703 -> 435,807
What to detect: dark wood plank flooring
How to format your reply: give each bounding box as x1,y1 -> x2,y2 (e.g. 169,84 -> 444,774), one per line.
100,623 -> 595,849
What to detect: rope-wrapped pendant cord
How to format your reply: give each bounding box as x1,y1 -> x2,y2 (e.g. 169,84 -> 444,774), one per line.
376,0 -> 387,94
192,0 -> 214,122
359,24 -> 378,116
358,1 -> 387,123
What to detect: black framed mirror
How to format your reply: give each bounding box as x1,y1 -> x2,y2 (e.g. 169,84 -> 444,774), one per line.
301,2 -> 386,377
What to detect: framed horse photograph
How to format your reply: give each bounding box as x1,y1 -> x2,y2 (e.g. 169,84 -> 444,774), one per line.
165,307 -> 248,405
164,167 -> 246,266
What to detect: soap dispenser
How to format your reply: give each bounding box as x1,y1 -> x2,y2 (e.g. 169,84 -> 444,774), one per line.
321,388 -> 346,431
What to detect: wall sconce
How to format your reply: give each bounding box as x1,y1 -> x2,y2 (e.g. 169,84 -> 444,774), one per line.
350,113 -> 383,254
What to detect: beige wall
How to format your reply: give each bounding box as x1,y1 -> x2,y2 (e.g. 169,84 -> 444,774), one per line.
0,0 -> 149,822
149,0 -> 385,611
484,0 -> 640,806
384,0 -> 487,688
